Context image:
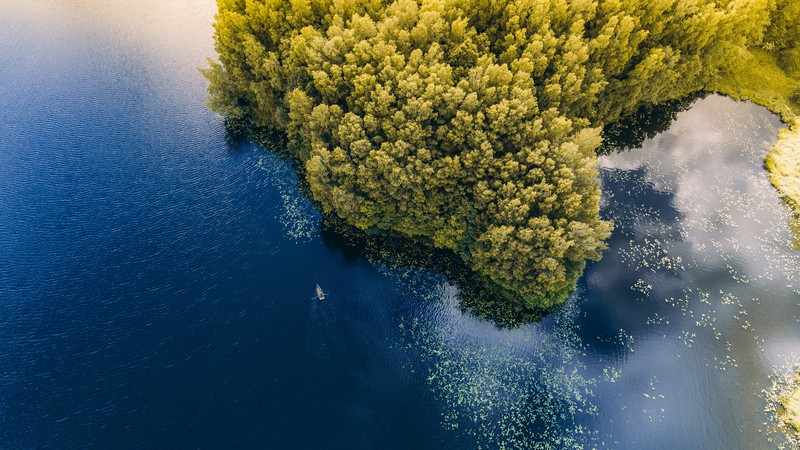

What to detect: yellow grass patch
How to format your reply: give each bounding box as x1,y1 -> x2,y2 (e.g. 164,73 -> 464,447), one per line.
781,372 -> 800,432
766,125 -> 800,209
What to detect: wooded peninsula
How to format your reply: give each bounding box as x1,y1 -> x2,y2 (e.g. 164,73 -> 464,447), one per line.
204,0 -> 799,309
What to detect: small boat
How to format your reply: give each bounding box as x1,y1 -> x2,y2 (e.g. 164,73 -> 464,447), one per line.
315,284 -> 325,301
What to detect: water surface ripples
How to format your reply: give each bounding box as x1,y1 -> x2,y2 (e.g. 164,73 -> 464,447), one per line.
2,1 -> 799,448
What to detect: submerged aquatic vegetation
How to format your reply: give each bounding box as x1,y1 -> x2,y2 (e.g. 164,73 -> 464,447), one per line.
397,284 -> 607,449
255,149 -> 321,242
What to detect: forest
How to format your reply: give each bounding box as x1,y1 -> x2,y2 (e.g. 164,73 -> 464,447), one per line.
203,0 -> 799,309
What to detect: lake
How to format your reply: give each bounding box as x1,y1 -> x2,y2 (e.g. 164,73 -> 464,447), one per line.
1,1 -> 799,448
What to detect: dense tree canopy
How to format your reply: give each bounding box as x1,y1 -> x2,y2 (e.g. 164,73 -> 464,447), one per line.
204,0 -> 780,308
765,0 -> 800,76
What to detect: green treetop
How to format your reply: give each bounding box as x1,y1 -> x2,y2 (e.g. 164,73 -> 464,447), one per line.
204,0 -> 783,309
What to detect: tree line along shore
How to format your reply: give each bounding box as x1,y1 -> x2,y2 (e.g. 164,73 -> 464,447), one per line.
203,0 -> 799,309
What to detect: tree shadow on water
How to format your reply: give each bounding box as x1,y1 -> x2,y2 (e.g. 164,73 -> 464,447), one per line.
319,215 -> 551,329
220,118 -> 557,328
222,117 -> 290,156
601,92 -> 800,251
599,92 -> 709,154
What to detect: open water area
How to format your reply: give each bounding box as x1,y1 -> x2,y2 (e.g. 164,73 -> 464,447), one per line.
2,1 -> 799,448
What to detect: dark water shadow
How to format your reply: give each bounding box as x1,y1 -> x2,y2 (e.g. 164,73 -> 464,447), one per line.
599,92 -> 709,154
318,215 -> 550,328
221,117 -> 291,157
221,118 -> 550,328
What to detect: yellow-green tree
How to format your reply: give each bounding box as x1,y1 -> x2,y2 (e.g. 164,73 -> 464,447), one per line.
765,0 -> 800,75
204,0 -> 780,309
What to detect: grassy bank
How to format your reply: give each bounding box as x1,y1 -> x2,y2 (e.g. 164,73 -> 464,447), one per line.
711,48 -> 800,213
781,370 -> 800,433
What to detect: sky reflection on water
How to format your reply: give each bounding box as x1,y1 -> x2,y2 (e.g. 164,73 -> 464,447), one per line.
2,1 -> 800,448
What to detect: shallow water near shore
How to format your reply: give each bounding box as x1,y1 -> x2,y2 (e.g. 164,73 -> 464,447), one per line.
2,1 -> 800,448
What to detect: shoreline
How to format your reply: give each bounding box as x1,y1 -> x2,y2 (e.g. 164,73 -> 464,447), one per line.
782,371 -> 800,433
709,47 -> 800,216
714,47 -> 800,439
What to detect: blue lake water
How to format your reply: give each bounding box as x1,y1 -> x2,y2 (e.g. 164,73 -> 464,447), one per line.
2,1 -> 800,448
